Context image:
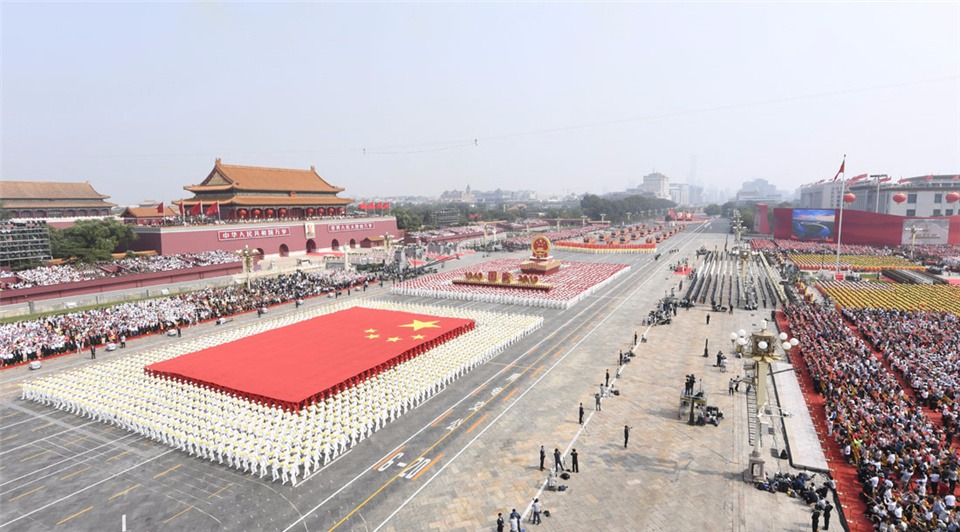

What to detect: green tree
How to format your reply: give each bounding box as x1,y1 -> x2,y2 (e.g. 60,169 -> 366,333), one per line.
704,204 -> 722,216
50,219 -> 137,263
391,206 -> 424,231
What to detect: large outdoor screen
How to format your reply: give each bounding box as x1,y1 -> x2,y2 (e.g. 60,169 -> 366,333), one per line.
791,209 -> 836,241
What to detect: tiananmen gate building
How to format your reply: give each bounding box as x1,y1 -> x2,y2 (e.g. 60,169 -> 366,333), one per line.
175,159 -> 353,220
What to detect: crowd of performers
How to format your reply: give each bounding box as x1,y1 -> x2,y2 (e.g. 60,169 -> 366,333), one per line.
786,303 -> 959,529
21,302 -> 543,485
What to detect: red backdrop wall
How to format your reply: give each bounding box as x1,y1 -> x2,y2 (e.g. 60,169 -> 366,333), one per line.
773,208 -> 960,246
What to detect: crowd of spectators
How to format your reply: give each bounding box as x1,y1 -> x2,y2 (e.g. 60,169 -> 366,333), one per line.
785,303 -> 958,530
1,268 -> 371,366
845,308 -> 960,435
3,251 -> 240,290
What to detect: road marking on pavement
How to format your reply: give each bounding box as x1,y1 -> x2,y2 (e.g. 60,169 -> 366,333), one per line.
429,410 -> 452,427
162,505 -> 193,524
371,447 -> 405,471
59,466 -> 91,480
530,365 -> 545,378
20,450 -> 50,462
207,482 -> 234,499
63,435 -> 88,446
0,412 -> 19,420
410,454 -> 442,481
106,450 -> 130,461
465,414 -> 487,434
30,422 -> 54,432
56,506 -> 93,526
500,388 -> 519,403
153,464 -> 181,478
9,485 -> 45,502
108,484 -> 141,500
0,434 -> 18,444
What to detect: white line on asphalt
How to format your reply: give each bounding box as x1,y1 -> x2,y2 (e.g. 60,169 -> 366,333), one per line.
0,449 -> 175,530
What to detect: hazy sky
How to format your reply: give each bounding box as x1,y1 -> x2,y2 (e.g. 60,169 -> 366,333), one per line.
3,2 -> 959,206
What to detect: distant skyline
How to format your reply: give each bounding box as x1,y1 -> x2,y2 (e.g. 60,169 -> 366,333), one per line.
3,3 -> 958,206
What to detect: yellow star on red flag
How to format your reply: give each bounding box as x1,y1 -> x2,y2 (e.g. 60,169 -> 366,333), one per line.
411,334 -> 425,340
364,328 -> 377,333
386,337 -> 401,343
365,334 -> 380,339
399,320 -> 441,331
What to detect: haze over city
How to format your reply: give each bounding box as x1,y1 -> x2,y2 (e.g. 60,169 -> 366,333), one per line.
3,2 -> 959,206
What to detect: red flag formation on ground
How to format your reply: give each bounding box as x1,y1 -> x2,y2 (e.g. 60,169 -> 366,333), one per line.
145,308 -> 475,410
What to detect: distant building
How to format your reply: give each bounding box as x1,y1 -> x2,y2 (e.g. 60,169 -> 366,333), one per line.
439,184 -> 475,203
847,174 -> 960,217
120,206 -> 181,226
736,178 -> 782,204
178,159 -> 352,220
641,172 -> 670,199
798,180 -> 845,209
669,183 -> 704,206
0,181 -> 115,220
431,209 -> 461,227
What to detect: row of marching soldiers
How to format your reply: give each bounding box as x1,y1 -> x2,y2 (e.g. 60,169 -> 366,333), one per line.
21,303 -> 543,485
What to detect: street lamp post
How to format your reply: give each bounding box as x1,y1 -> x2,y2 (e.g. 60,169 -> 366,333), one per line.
235,245 -> 259,289
743,322 -> 798,482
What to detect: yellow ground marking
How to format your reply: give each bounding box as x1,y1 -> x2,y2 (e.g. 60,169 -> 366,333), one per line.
465,414 -> 488,434
108,484 -> 141,500
30,422 -> 54,432
56,506 -> 93,526
207,482 -> 234,499
0,434 -> 19,443
162,505 -> 193,524
153,464 -> 181,478
411,453 -> 443,481
106,450 -> 130,461
9,485 -> 45,501
63,435 -> 88,446
59,466 -> 91,480
429,410 -> 453,427
20,450 -> 51,462
500,388 -> 519,403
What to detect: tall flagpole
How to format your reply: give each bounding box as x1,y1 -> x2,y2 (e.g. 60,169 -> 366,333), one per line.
835,155 -> 846,278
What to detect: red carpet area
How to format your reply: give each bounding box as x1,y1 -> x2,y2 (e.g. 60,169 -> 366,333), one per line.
146,308 -> 475,411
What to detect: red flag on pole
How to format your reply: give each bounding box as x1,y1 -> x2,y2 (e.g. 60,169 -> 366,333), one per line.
205,202 -> 219,216
897,177 -> 910,184
848,174 -> 868,183
831,159 -> 845,181
924,174 -> 933,182
383,202 -> 390,210
179,202 -> 185,216
189,203 -> 202,216
156,202 -> 164,214
375,202 -> 383,210
878,177 -> 891,183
